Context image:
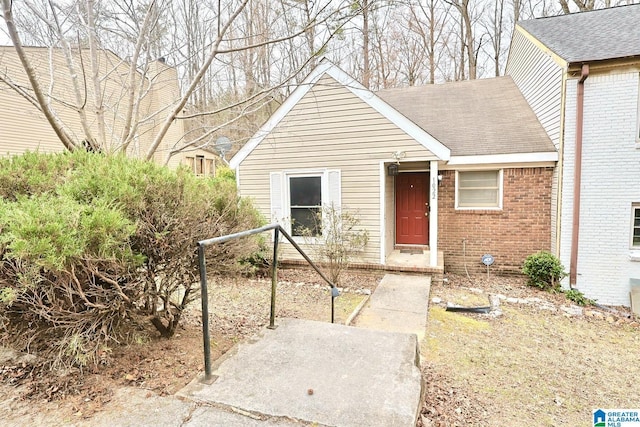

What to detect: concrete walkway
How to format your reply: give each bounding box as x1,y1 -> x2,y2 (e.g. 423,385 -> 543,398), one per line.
83,273 -> 431,427
354,273 -> 431,341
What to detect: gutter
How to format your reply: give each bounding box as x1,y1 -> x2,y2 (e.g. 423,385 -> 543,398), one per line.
569,64 -> 589,287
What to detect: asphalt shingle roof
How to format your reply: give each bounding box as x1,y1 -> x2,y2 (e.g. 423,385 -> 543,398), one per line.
518,4 -> 640,63
376,76 -> 555,157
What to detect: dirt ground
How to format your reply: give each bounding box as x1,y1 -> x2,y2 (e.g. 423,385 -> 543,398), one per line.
0,268 -> 379,425
419,273 -> 640,427
1,269 -> 639,427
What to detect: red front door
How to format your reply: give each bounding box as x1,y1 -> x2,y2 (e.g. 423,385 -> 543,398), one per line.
395,172 -> 429,245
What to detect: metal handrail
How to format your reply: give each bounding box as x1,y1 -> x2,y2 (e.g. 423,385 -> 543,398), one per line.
197,223 -> 338,382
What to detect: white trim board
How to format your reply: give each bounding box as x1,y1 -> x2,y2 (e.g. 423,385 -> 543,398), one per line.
447,151 -> 558,166
379,161 -> 386,265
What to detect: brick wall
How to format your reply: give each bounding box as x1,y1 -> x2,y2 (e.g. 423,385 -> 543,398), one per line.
438,167 -> 553,274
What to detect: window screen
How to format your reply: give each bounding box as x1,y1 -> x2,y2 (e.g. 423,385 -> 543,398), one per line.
290,176 -> 322,236
458,170 -> 500,208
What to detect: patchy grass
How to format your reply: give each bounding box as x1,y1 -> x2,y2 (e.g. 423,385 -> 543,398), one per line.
423,274 -> 640,427
0,269 -> 379,426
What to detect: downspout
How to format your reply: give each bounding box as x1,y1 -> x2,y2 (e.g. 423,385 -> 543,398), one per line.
569,64 -> 589,287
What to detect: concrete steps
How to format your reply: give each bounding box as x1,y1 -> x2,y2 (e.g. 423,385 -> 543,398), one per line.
178,318 -> 424,426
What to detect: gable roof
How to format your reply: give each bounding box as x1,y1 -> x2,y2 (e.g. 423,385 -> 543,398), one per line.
518,4 -> 640,63
377,76 -> 555,157
230,59 -> 451,169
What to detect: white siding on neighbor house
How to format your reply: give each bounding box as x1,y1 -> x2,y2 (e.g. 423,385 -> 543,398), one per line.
550,165 -> 560,254
506,29 -> 564,148
560,71 -> 640,306
238,74 -> 438,263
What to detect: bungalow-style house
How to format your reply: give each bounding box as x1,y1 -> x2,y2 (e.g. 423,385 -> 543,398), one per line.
0,46 -> 217,175
230,60 -> 557,276
506,4 -> 640,305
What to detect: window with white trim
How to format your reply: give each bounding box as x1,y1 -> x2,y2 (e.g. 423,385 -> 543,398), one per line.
455,170 -> 502,209
270,169 -> 341,239
632,204 -> 640,248
290,175 -> 322,236
637,76 -> 640,146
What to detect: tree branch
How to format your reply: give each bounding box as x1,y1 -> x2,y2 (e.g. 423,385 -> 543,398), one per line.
1,0 -> 78,150
144,0 -> 251,160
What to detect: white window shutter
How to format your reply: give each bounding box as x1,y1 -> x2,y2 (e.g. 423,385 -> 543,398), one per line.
269,172 -> 283,225
326,169 -> 341,210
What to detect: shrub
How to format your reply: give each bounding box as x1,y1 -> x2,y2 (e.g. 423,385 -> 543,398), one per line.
0,193 -> 142,368
0,151 -> 263,368
522,250 -> 567,291
214,165 -> 236,182
301,204 -> 369,285
565,289 -> 596,306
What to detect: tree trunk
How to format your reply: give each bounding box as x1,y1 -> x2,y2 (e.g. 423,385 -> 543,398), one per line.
362,0 -> 370,89
1,0 -> 77,151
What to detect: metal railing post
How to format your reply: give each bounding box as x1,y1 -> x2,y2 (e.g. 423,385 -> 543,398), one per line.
268,227 -> 279,329
197,243 -> 214,383
197,223 -> 339,382
331,287 -> 339,324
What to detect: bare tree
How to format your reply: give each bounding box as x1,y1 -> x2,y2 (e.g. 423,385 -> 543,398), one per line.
445,0 -> 484,80
1,0 -> 355,162
362,0 -> 371,88
481,0 -> 506,76
559,0 -> 595,12
407,0 -> 451,84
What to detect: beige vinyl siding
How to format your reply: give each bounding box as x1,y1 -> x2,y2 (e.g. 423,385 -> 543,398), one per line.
0,86 -> 62,155
0,47 -> 185,166
145,62 -> 187,166
239,74 -> 437,264
0,47 -> 136,155
505,29 -> 564,148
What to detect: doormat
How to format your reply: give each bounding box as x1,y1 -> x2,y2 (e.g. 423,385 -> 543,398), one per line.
399,249 -> 423,255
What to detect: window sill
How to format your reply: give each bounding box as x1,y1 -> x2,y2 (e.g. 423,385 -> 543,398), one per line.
629,250 -> 640,262
291,235 -> 321,245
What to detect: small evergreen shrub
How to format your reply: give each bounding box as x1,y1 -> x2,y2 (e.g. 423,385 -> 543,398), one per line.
522,250 -> 567,291
0,151 -> 263,369
565,289 -> 596,306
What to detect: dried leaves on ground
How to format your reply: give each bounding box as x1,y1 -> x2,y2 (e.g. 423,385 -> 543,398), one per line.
422,273 -> 640,426
2,269 -> 638,427
0,269 -> 379,425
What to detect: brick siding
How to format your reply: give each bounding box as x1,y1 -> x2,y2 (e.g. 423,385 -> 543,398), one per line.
438,167 -> 553,274
560,72 -> 640,306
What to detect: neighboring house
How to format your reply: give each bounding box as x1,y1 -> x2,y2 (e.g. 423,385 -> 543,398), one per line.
230,60 -> 557,275
506,4 -> 640,305
0,46 -> 216,175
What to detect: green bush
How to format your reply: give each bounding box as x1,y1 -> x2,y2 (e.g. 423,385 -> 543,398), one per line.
522,250 -> 567,291
0,151 -> 263,369
565,289 -> 596,306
